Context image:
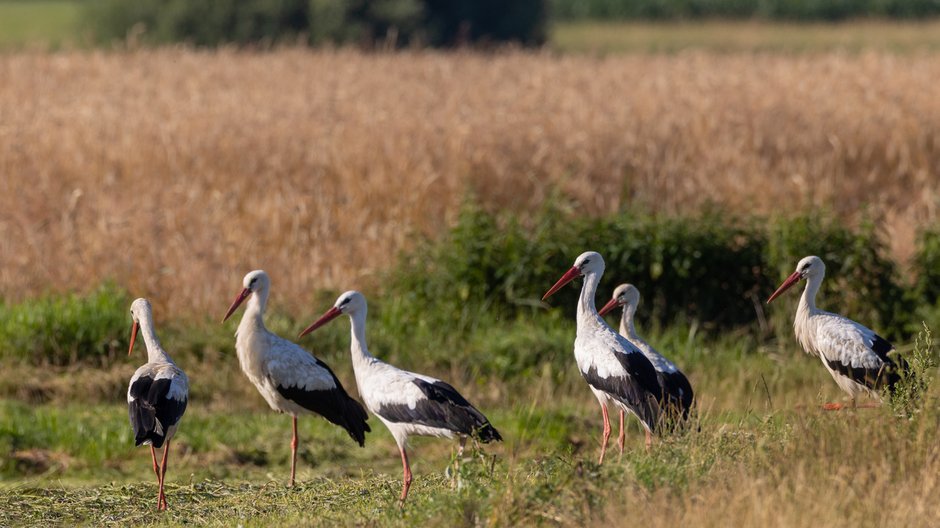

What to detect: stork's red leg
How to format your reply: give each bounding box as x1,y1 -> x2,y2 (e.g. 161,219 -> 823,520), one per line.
598,404 -> 612,464
289,416 -> 298,487
822,402 -> 845,411
398,446 -> 413,506
150,445 -> 160,478
158,440 -> 170,511
645,429 -> 652,452
617,409 -> 625,456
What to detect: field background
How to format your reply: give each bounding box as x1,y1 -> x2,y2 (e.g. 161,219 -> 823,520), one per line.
1,3 -> 940,527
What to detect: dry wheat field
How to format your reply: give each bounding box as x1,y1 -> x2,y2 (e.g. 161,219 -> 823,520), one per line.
1,49 -> 938,317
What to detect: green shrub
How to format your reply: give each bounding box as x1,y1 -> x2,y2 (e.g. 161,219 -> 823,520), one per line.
0,284 -> 129,366
386,202 -> 911,340
914,227 -> 940,305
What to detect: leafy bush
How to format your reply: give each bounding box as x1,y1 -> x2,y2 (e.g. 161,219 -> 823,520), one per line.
386,202 -> 910,338
914,227 -> 940,305
83,0 -> 547,47
0,284 -> 129,366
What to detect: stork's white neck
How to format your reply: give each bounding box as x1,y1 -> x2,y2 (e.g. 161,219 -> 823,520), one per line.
799,273 -> 823,315
137,310 -> 172,364
619,302 -> 639,340
347,307 -> 374,367
576,269 -> 605,333
237,288 -> 269,336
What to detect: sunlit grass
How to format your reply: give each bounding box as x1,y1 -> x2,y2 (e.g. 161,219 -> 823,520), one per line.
551,20 -> 940,54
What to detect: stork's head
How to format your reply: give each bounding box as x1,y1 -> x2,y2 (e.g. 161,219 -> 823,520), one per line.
298,290 -> 366,338
767,255 -> 825,304
542,251 -> 605,301
598,283 -> 640,316
128,298 -> 152,356
222,269 -> 269,322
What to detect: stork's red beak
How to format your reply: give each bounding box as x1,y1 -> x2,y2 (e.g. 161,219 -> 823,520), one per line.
767,271 -> 802,304
298,306 -> 342,338
222,288 -> 251,323
542,266 -> 582,301
128,321 -> 139,356
598,297 -> 621,317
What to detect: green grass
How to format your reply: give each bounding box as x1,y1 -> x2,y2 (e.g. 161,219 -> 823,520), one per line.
0,1 -> 82,48
551,20 -> 940,54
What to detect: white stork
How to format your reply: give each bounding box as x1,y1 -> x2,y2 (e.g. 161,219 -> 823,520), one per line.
767,255 -> 908,410
542,251 -> 662,462
222,270 -> 370,487
126,298 -> 188,511
598,283 -> 694,448
298,291 -> 502,504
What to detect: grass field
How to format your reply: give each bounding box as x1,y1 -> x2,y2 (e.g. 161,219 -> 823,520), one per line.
0,1 -> 81,48
552,20 -> 940,53
1,318 -> 937,526
1,49 -> 939,316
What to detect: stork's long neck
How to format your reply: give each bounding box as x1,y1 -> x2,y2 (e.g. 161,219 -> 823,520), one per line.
137,311 -> 171,364
799,273 -> 822,316
576,269 -> 604,333
619,302 -> 639,339
238,288 -> 269,336
348,307 -> 374,370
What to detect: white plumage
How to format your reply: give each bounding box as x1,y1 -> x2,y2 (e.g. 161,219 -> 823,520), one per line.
542,251 -> 662,462
223,270 -> 369,487
299,290 -> 501,504
767,255 -> 906,409
126,298 -> 188,511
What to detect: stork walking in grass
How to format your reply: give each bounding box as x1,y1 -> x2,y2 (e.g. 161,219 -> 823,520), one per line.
222,270 -> 370,487
127,298 -> 188,511
299,290 -> 502,505
767,255 -> 908,410
542,251 -> 662,462
598,283 -> 694,449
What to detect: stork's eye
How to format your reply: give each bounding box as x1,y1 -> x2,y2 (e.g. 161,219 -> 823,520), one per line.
249,278 -> 257,286
340,298 -> 350,306
582,258 -> 590,266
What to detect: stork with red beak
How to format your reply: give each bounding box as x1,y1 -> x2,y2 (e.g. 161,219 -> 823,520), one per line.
767,255 -> 907,409
299,290 -> 501,504
222,270 -> 370,486
598,283 -> 694,448
126,298 -> 188,511
542,251 -> 661,461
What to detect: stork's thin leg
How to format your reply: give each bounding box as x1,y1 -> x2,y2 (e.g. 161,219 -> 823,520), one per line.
598,404 -> 612,464
645,429 -> 652,452
617,410 -> 626,457
398,446 -> 413,506
822,402 -> 845,411
158,440 -> 170,511
289,416 -> 298,488
150,445 -> 160,479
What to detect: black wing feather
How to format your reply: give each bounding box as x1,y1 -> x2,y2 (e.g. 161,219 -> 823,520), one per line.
657,370 -> 695,430
582,365 -> 659,432
276,358 -> 370,446
375,379 -> 502,443
127,376 -> 187,449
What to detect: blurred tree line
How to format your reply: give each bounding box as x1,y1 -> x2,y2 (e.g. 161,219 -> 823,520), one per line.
84,0 -> 548,47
